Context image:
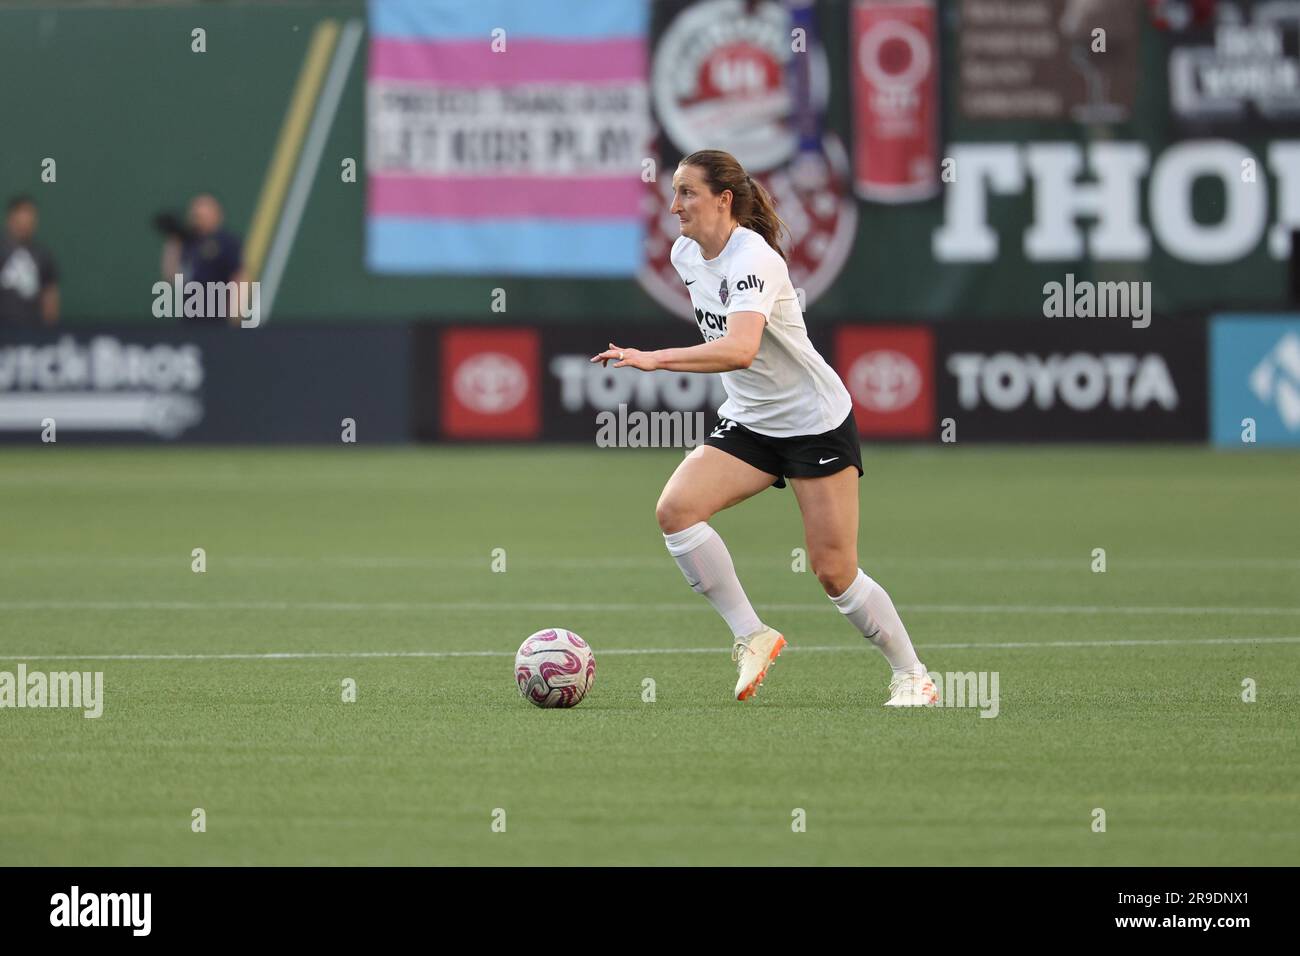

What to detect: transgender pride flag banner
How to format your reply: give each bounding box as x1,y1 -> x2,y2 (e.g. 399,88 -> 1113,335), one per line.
366,0 -> 650,275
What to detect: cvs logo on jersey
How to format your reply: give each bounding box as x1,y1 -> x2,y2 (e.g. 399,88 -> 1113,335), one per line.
695,307 -> 727,339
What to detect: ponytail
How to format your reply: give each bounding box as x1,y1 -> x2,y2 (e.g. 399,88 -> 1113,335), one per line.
738,173 -> 789,262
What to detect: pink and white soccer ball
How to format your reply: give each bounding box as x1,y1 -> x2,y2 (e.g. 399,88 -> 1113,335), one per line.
514,628 -> 596,708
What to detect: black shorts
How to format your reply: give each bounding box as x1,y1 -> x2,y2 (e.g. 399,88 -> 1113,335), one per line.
702,412 -> 864,489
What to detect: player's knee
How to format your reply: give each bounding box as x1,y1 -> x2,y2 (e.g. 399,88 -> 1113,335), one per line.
656,495 -> 697,534
811,553 -> 857,596
816,567 -> 856,596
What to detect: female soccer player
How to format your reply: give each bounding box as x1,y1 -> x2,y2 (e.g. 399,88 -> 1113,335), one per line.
591,149 -> 939,707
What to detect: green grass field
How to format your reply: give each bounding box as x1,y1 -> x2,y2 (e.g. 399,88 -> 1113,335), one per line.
1,446 -> 1297,865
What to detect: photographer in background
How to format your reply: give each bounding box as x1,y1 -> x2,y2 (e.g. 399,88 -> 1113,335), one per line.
157,193 -> 245,325
0,195 -> 59,325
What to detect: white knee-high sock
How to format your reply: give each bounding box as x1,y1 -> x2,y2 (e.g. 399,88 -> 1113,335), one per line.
663,522 -> 763,640
830,569 -> 924,677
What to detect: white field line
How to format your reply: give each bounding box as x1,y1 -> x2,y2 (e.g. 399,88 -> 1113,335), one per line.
0,554 -> 1297,571
3,636 -> 1299,663
2,600 -> 1299,616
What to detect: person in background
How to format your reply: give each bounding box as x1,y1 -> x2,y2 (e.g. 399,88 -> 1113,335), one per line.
0,195 -> 60,325
159,193 -> 245,324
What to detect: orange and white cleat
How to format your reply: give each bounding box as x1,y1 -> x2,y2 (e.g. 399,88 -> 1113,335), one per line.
732,627 -> 787,700
884,672 -> 940,707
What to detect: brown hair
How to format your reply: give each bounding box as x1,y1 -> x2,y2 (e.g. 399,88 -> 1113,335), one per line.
679,149 -> 789,261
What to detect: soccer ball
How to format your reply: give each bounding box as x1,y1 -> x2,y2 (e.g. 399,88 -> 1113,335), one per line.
514,628 -> 596,708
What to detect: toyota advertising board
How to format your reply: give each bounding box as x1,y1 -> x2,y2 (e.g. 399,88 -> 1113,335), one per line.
934,319 -> 1208,441
438,328 -> 541,439
835,325 -> 935,439
417,319 -> 1212,444
414,321 -> 841,443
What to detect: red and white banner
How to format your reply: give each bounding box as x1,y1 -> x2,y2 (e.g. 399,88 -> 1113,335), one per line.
850,0 -> 940,202
835,325 -> 935,438
440,328 -> 540,439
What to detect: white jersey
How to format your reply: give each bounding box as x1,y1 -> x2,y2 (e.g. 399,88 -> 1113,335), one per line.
670,226 -> 852,438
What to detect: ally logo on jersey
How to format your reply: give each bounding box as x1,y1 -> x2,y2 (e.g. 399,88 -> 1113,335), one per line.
716,274 -> 766,307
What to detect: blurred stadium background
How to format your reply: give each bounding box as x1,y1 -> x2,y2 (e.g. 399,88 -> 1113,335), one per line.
1,0 -> 1298,866
2,0 -> 1299,444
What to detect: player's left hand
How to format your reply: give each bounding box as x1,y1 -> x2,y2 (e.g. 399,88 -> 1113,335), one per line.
590,342 -> 658,371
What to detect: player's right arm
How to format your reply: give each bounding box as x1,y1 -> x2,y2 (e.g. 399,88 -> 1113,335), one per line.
591,312 -> 762,373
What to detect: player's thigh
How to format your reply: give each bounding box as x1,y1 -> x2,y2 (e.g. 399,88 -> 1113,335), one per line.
788,467 -> 860,581
655,445 -> 776,533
